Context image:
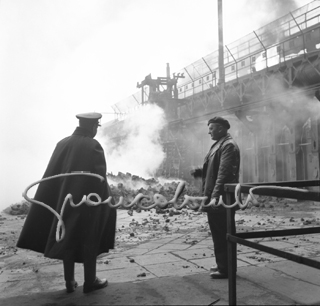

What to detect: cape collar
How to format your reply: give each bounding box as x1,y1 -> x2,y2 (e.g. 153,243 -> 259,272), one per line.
72,127 -> 93,138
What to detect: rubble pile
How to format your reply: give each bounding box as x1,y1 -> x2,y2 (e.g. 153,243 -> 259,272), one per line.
104,172 -> 209,248
107,171 -> 201,211
112,208 -> 209,250
1,175 -> 319,267
3,201 -> 31,216
3,172 -> 201,216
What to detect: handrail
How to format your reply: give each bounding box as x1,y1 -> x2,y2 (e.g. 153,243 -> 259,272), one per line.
110,1 -> 320,113
225,180 -> 320,305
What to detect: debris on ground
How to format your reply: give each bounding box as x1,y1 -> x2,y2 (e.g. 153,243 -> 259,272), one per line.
1,171 -> 320,276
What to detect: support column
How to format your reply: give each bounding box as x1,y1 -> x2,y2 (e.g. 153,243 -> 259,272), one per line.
227,192 -> 237,305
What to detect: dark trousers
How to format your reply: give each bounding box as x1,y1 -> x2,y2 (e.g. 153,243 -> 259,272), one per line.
63,248 -> 97,284
207,209 -> 235,274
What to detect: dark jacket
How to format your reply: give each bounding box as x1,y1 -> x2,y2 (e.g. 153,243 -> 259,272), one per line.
201,133 -> 240,212
17,127 -> 117,262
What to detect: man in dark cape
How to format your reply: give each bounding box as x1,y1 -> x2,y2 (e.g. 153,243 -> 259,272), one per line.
17,112 -> 117,293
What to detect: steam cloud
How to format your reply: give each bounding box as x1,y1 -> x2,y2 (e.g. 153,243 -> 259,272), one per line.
99,103 -> 166,178
230,77 -> 320,156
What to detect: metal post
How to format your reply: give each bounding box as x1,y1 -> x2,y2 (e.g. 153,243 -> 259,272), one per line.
202,57 -> 214,74
184,67 -> 194,82
132,94 -> 140,105
290,12 -> 306,57
141,86 -> 144,104
253,31 -> 268,69
225,45 -> 238,80
226,192 -> 237,305
218,0 -> 225,84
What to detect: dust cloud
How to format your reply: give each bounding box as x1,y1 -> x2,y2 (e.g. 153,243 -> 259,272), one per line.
99,103 -> 166,179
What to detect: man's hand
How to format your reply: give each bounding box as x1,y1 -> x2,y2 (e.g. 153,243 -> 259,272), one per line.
190,167 -> 202,178
210,197 -> 220,206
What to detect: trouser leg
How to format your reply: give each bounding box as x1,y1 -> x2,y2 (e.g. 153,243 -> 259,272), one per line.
83,248 -> 97,284
63,250 -> 75,282
207,209 -> 235,274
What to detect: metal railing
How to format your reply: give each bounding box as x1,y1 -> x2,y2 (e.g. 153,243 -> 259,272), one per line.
224,180 -> 320,305
176,1 -> 320,98
109,1 -> 320,116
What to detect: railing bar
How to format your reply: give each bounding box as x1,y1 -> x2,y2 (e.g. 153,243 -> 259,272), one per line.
236,227 -> 320,239
227,234 -> 320,269
240,180 -> 320,187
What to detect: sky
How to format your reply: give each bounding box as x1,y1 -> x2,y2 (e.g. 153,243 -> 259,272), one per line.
0,0 -> 314,210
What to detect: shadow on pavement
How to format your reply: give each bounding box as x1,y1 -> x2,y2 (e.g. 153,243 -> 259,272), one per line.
0,273 -> 297,306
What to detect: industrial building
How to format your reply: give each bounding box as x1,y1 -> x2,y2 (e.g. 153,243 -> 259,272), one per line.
102,1 -> 320,188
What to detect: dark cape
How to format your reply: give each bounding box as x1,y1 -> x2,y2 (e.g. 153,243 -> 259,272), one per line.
17,127 -> 117,263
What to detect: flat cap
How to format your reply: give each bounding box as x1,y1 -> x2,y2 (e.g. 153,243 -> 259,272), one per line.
207,116 -> 230,129
76,112 -> 102,120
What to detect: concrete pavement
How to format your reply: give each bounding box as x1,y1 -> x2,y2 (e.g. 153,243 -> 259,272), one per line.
0,209 -> 320,305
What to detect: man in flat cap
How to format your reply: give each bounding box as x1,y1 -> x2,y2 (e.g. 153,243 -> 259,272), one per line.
17,112 -> 117,293
191,116 -> 240,279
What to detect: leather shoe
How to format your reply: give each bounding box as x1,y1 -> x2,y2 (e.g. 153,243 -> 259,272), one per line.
210,271 -> 228,279
83,277 -> 108,293
66,280 -> 78,293
210,266 -> 218,273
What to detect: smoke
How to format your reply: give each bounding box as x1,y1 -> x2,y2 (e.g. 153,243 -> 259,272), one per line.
99,103 -> 166,178
243,0 -> 303,26
234,75 -> 320,152
261,0 -> 300,18
266,76 -> 320,124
